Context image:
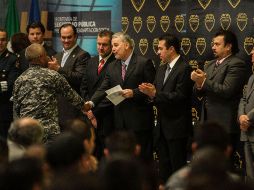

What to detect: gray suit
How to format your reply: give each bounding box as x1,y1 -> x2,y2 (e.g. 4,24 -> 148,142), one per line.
238,74 -> 254,179
197,55 -> 248,134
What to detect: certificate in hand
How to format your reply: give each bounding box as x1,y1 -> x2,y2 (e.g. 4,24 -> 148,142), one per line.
105,85 -> 125,105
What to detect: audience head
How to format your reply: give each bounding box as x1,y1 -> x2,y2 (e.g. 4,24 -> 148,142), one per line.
48,172 -> 100,190
11,32 -> 30,54
59,23 -> 77,50
67,119 -> 95,155
97,30 -> 114,58
186,147 -> 237,190
112,32 -> 134,60
8,117 -> 43,148
1,157 -> 44,190
192,122 -> 231,155
212,30 -> 239,59
46,132 -> 85,172
25,43 -> 48,67
104,131 -> 140,160
101,158 -> 157,190
26,21 -> 45,44
0,28 -> 7,53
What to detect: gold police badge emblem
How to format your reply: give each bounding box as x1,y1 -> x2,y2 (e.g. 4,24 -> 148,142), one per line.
156,0 -> 171,11
133,16 -> 142,33
220,14 -> 231,30
122,17 -> 129,33
196,38 -> 206,55
205,14 -> 215,32
160,16 -> 170,32
237,13 -> 248,31
131,0 -> 145,12
175,15 -> 184,32
139,38 -> 148,55
147,16 -> 156,33
181,38 -> 191,55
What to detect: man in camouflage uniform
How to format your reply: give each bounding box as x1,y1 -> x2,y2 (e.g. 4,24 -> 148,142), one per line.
13,43 -> 85,143
0,28 -> 19,139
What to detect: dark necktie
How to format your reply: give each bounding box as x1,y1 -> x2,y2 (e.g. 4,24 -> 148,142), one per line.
97,59 -> 105,74
163,64 -> 171,84
122,62 -> 126,80
214,60 -> 220,71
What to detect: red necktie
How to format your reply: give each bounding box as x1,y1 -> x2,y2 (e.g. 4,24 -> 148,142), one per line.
97,59 -> 105,74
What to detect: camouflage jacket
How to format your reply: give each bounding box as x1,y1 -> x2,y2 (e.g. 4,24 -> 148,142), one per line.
13,64 -> 84,142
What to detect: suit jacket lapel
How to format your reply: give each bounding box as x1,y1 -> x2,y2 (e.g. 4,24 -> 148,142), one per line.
114,59 -> 123,84
208,57 -> 230,79
63,46 -> 79,69
247,76 -> 254,100
157,64 -> 167,91
162,58 -> 181,87
124,53 -> 136,82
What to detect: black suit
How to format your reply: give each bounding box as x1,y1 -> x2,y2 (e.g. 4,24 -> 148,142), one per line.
80,54 -> 115,159
55,45 -> 91,129
91,53 -> 156,160
154,57 -> 193,182
0,50 -> 19,138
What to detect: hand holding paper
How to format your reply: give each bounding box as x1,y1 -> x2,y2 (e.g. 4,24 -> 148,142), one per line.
105,85 -> 126,105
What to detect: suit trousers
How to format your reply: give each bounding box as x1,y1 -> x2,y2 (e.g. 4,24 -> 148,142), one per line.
158,131 -> 187,183
244,141 -> 254,181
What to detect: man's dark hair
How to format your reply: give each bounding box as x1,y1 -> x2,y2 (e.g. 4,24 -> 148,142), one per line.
11,32 -> 30,53
215,30 -> 239,55
46,132 -> 85,170
2,157 -> 43,190
26,21 -> 45,34
105,131 -> 137,156
59,23 -> 77,36
98,30 -> 114,41
194,122 -> 229,151
67,119 -> 92,141
158,33 -> 180,54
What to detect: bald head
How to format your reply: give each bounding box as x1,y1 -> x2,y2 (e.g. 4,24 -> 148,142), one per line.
25,43 -> 49,67
8,117 -> 44,147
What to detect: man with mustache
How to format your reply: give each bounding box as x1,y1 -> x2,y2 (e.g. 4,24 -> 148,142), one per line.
191,30 -> 249,171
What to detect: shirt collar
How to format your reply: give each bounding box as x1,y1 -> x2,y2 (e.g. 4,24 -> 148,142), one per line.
122,51 -> 133,68
218,54 -> 232,64
63,44 -> 78,54
99,52 -> 113,63
168,55 -> 180,69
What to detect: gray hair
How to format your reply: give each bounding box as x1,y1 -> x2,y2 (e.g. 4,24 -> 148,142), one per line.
8,118 -> 44,147
25,43 -> 45,61
112,32 -> 135,49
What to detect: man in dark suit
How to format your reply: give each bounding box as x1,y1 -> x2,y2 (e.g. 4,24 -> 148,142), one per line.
139,34 -> 193,184
238,47 -> 254,181
191,30 -> 249,170
19,21 -> 56,73
85,32 -> 156,161
80,30 -> 115,159
48,23 -> 91,129
0,28 -> 19,139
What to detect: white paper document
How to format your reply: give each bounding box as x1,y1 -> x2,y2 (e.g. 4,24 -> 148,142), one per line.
105,85 -> 125,105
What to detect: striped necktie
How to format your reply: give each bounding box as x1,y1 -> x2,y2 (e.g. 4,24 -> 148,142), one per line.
122,62 -> 126,80
97,59 -> 105,74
